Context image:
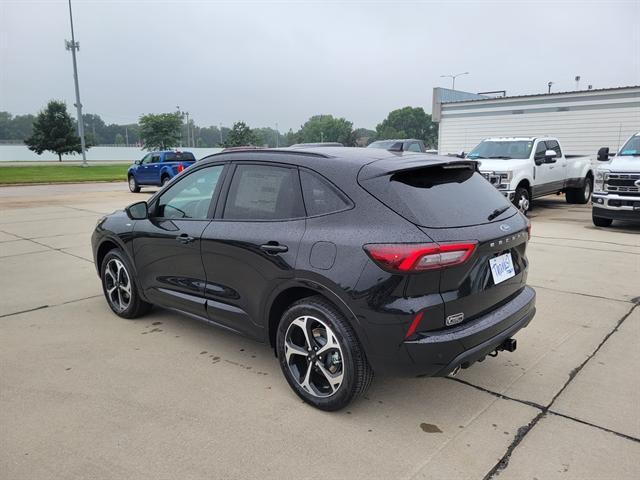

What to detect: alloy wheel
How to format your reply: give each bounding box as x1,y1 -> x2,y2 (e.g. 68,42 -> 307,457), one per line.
517,193 -> 530,213
104,258 -> 132,312
284,315 -> 344,398
129,177 -> 136,191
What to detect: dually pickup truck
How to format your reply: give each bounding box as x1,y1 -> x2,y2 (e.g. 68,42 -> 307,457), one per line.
468,137 -> 593,212
592,132 -> 640,227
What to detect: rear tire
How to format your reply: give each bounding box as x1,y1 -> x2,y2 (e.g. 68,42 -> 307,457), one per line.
276,296 -> 373,411
513,186 -> 531,214
100,248 -> 151,319
161,175 -> 170,187
566,176 -> 592,204
592,214 -> 613,227
128,175 -> 140,193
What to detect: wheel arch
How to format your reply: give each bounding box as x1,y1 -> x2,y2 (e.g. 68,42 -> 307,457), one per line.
265,280 -> 365,353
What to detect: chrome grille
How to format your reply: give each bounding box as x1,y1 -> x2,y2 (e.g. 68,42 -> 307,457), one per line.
606,173 -> 640,194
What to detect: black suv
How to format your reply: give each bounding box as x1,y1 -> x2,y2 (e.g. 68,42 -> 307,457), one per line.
92,147 -> 535,410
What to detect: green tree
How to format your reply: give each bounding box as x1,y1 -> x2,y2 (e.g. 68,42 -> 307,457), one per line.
297,115 -> 355,146
139,112 -> 182,151
221,121 -> 258,147
353,128 -> 376,146
114,133 -> 125,145
24,100 -> 83,162
375,106 -> 438,148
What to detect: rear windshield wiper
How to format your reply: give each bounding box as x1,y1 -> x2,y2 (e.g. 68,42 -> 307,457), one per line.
488,205 -> 511,221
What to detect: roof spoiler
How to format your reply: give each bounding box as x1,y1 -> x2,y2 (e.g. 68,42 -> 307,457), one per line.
359,159 -> 478,181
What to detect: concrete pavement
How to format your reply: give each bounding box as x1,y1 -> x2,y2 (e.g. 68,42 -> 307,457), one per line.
1,183 -> 638,479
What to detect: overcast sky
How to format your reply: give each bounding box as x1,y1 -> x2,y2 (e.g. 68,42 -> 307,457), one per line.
1,0 -> 639,131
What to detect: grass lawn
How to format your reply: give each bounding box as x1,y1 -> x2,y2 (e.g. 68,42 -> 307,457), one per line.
0,164 -> 129,184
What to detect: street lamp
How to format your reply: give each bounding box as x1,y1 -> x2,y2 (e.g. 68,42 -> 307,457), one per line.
548,81 -> 554,94
440,72 -> 469,90
65,0 -> 88,167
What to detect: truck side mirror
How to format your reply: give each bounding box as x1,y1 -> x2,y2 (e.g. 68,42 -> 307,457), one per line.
597,147 -> 610,161
456,150 -> 466,158
544,150 -> 557,163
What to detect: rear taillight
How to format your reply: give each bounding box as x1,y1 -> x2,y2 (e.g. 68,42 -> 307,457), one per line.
176,164 -> 185,173
363,242 -> 477,273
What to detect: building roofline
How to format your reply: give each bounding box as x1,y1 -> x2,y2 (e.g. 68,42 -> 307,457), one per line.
441,85 -> 640,105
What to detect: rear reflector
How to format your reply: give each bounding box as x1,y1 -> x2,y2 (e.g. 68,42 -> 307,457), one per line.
405,311 -> 424,339
364,242 -> 477,273
176,164 -> 185,173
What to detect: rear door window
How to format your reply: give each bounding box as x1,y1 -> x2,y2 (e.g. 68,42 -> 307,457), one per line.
223,164 -> 304,220
406,142 -> 422,152
300,170 -> 351,216
359,163 -> 514,227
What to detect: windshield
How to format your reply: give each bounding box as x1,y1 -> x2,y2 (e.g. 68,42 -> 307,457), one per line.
368,140 -> 397,149
619,135 -> 640,156
468,140 -> 534,160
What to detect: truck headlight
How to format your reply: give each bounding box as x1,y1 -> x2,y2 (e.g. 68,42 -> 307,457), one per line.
481,171 -> 512,189
594,170 -> 609,192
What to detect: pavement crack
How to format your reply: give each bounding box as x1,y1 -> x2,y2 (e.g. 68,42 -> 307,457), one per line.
0,305 -> 49,318
483,302 -> 638,479
528,284 -> 633,304
531,234 -> 640,247
0,295 -> 102,318
530,239 -> 640,256
444,376 -> 545,411
547,410 -> 640,443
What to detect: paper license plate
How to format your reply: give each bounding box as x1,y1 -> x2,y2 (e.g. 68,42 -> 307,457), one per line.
489,252 -> 515,285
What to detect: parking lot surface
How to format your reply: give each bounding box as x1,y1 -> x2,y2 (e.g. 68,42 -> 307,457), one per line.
1,182 -> 639,479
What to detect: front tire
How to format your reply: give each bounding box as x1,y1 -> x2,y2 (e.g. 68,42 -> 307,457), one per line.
100,248 -> 151,319
128,175 -> 140,193
276,296 -> 373,411
513,186 -> 531,214
592,214 -> 613,227
566,176 -> 592,204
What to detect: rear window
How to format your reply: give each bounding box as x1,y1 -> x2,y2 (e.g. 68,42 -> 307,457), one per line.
300,170 -> 351,216
360,164 -> 514,227
164,152 -> 196,162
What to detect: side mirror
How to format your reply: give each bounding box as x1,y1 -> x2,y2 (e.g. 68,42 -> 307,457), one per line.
597,147 -> 610,161
457,150 -> 466,158
135,159 -> 142,165
125,201 -> 148,220
544,150 -> 557,163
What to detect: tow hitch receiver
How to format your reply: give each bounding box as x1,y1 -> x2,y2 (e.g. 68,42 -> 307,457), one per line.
498,338 -> 517,353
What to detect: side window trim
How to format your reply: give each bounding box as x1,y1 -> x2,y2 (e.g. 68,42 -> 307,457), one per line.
149,162 -> 228,220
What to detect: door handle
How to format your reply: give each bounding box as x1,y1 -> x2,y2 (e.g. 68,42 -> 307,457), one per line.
260,242 -> 288,254
177,234 -> 195,244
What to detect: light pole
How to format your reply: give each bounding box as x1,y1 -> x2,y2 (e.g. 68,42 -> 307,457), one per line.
219,123 -> 223,145
548,81 -> 554,94
440,71 -> 469,90
65,0 -> 88,167
275,122 -> 279,148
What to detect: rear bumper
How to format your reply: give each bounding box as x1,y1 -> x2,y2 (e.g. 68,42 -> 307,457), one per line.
376,286 -> 536,377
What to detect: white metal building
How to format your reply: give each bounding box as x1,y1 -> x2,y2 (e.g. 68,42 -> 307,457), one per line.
432,86 -> 640,156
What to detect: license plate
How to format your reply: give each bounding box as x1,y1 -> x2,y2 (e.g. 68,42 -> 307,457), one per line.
489,252 -> 516,285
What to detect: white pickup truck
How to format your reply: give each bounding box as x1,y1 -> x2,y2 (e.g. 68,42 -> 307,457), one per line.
467,137 -> 593,212
592,132 -> 640,227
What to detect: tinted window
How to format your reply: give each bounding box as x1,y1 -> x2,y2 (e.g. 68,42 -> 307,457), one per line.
407,142 -> 422,152
164,152 -> 196,162
534,141 -> 548,159
546,140 -> 562,157
223,165 -> 304,220
300,170 -> 351,216
359,164 -> 514,227
156,165 -> 223,219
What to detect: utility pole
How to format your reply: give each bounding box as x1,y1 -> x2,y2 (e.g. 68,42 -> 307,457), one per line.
65,0 -> 88,167
321,131 -> 324,143
125,126 -> 129,147
440,72 -> 469,90
185,112 -> 190,148
219,123 -> 223,145
275,122 -> 279,147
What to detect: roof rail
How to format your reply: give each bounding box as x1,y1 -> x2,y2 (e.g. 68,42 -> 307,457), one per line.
210,148 -> 332,159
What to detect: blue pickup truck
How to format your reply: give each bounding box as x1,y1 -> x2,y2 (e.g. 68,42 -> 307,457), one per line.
127,151 -> 196,192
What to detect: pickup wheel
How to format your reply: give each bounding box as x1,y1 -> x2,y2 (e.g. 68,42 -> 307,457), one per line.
566,176 -> 592,204
128,175 -> 140,193
592,214 -> 612,228
513,186 -> 530,214
161,175 -> 170,187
